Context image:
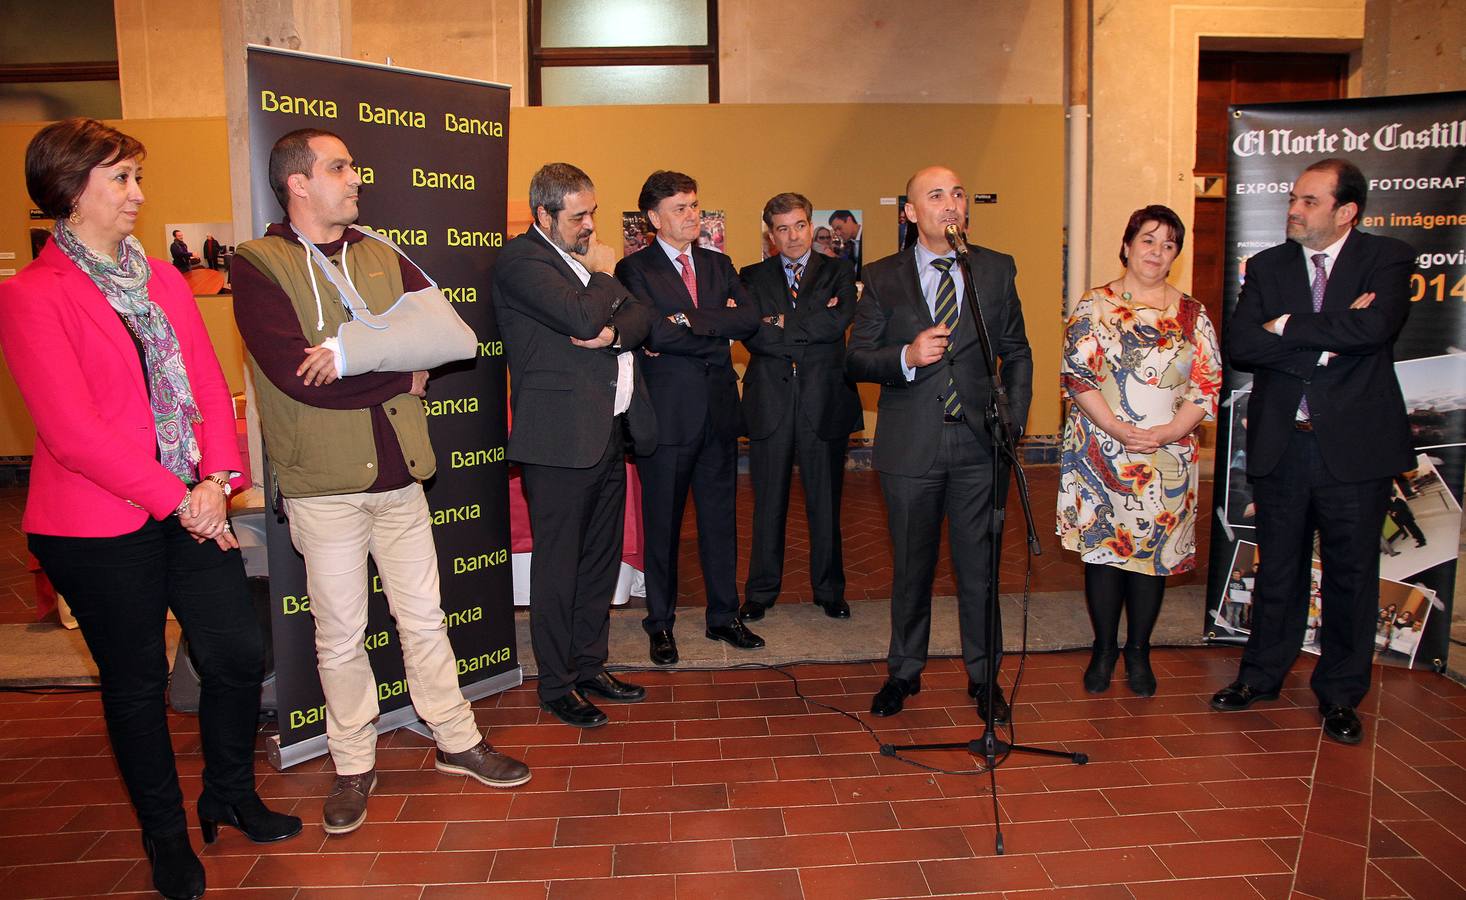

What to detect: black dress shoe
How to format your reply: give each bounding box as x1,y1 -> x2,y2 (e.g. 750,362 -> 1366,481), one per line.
542,689 -> 608,728
706,620 -> 766,649
815,598 -> 851,619
142,831 -> 205,900
649,629 -> 679,666
870,676 -> 920,717
198,792 -> 303,844
1321,704 -> 1364,745
968,681 -> 1011,725
1123,644 -> 1156,698
577,671 -> 646,703
1083,644 -> 1120,694
1210,681 -> 1280,711
738,600 -> 768,621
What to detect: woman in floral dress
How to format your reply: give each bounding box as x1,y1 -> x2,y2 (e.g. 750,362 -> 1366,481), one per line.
1058,205 -> 1222,697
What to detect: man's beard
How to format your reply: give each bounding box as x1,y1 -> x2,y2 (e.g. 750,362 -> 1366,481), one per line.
551,221 -> 589,255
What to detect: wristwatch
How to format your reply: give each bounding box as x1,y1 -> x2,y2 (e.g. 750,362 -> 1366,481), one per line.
671,312 -> 690,327
205,473 -> 233,497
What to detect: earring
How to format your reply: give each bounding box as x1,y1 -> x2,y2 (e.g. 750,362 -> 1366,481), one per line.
67,206 -> 82,226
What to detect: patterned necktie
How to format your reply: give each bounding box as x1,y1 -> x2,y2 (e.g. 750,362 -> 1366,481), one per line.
677,252 -> 698,307
931,257 -> 962,419
786,260 -> 803,306
1299,252 -> 1328,420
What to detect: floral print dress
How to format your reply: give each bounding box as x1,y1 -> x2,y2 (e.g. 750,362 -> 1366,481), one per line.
1057,287 -> 1222,575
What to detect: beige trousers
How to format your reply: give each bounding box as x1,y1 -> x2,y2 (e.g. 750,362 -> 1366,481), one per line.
286,483 -> 480,774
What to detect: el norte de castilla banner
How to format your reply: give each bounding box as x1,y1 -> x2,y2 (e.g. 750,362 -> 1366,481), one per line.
243,46 -> 518,768
1207,91 -> 1466,674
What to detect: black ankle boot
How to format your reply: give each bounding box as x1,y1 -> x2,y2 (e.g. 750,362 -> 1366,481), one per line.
1082,643 -> 1120,694
141,831 -> 205,900
198,792 -> 303,844
1123,644 -> 1156,697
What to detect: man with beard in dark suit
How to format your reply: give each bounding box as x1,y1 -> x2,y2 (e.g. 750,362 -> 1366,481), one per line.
1212,159 -> 1416,746
847,165 -> 1032,723
615,170 -> 763,665
739,192 -> 861,622
493,163 -> 657,727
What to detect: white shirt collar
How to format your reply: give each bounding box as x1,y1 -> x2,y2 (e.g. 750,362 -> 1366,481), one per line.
1302,227 -> 1351,269
658,235 -> 693,267
533,224 -> 590,284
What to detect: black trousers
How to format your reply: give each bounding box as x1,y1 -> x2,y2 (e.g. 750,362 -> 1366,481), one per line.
520,423 -> 625,701
745,387 -> 848,608
30,517 -> 264,837
879,421 -> 1002,683
1238,430 -> 1391,708
638,417 -> 740,633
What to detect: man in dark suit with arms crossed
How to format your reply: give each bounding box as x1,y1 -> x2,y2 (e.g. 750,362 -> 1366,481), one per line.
615,170 -> 763,665
739,192 -> 861,622
847,165 -> 1032,722
493,163 -> 657,727
1212,158 -> 1416,745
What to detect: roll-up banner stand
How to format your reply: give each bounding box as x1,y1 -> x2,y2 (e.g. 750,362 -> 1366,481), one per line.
241,45 -> 518,769
1207,92 -> 1466,675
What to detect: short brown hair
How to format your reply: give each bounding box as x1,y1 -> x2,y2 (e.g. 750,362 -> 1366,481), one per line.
269,128 -> 340,212
25,118 -> 145,219
1119,204 -> 1186,266
1304,158 -> 1368,223
761,192 -> 812,227
637,170 -> 697,215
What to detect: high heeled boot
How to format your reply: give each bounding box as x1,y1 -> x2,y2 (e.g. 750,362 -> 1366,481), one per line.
198,792 -> 303,844
141,830 -> 205,900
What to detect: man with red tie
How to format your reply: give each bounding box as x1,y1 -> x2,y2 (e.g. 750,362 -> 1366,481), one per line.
615,171 -> 763,665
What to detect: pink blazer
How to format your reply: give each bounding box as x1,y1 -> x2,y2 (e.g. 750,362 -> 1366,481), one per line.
0,240 -> 242,537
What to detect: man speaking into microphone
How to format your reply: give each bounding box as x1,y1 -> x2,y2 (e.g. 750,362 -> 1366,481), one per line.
846,165 -> 1033,723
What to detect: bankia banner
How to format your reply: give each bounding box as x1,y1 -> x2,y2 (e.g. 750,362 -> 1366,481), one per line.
1207,92 -> 1466,674
243,45 -> 517,766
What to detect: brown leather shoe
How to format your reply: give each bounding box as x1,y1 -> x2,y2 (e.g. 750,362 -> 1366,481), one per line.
435,740 -> 532,788
322,770 -> 376,835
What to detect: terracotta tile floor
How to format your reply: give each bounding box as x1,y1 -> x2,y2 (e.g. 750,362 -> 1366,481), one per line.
4,651 -> 1466,897
4,475 -> 1466,897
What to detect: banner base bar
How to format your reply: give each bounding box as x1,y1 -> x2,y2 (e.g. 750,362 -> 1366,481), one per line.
266,666 -> 525,771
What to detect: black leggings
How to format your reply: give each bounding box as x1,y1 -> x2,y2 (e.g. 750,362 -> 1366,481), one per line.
1084,563 -> 1166,649
30,516 -> 264,837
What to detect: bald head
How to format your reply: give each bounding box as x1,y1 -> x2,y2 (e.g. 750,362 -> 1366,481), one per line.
903,166 -> 967,253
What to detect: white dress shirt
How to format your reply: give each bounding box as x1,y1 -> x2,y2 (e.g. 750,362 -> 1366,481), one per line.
536,225 -> 632,415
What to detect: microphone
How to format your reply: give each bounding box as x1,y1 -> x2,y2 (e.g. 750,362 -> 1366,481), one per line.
944,224 -> 969,257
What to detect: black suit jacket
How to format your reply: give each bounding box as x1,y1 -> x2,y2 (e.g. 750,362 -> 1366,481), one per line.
846,243 -> 1033,477
492,226 -> 657,467
614,243 -> 761,445
740,252 -> 862,441
1227,229 -> 1416,482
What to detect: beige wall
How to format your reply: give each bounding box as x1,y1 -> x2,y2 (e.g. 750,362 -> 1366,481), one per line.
352,0 -> 527,105
112,0 -> 1065,116
1087,0 -> 1365,296
1363,0 -> 1466,96
719,1 -> 1064,105
115,0 -> 228,118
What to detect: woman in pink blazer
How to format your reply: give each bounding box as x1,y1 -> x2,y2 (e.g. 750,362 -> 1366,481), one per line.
0,119 -> 300,900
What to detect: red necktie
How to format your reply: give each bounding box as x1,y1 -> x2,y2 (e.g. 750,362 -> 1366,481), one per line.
677,252 -> 698,307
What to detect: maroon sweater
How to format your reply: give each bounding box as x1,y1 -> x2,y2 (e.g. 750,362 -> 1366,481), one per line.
232,222 -> 431,493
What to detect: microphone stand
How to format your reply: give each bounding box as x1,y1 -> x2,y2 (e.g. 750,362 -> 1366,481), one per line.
880,230 -> 1087,855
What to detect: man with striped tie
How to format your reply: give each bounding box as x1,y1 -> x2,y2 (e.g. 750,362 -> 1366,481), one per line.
847,165 -> 1033,722
738,193 -> 862,623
